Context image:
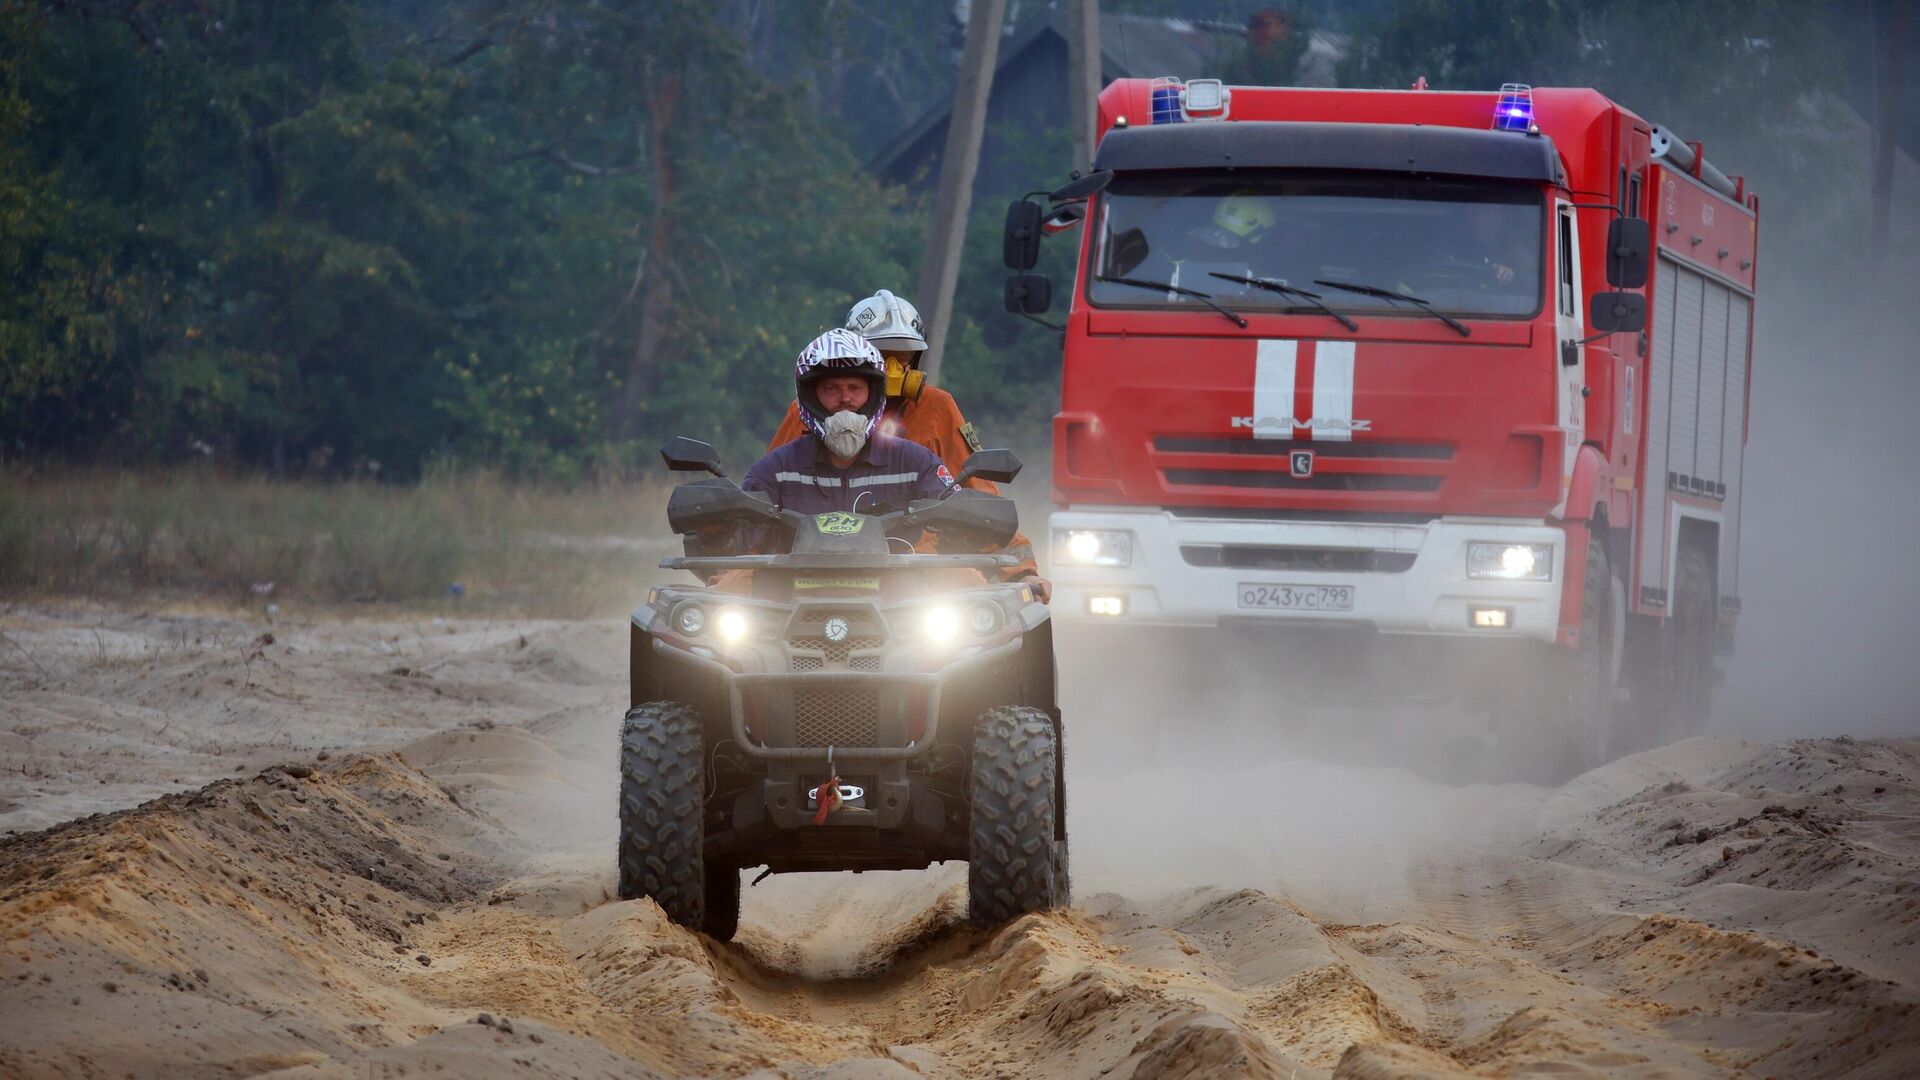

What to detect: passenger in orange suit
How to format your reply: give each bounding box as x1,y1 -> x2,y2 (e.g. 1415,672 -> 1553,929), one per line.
767,290 -> 1050,602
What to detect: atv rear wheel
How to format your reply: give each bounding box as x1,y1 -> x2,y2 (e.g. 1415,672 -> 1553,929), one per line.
618,702 -> 735,940
968,706 -> 1065,925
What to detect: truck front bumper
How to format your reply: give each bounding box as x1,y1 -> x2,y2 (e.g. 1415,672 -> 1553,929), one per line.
1049,508 -> 1565,643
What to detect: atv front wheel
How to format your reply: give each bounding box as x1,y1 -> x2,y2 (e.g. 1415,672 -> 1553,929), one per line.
618,702 -> 735,940
968,706 -> 1065,925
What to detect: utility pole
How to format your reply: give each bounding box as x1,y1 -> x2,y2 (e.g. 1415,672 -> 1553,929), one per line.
1870,1 -> 1907,289
1066,0 -> 1102,173
918,0 -> 1007,383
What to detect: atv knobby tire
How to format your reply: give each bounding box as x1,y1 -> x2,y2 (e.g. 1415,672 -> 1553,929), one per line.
968,706 -> 1064,925
618,702 -> 736,940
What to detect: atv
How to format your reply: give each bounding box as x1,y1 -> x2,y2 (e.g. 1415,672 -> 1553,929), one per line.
619,437 -> 1067,940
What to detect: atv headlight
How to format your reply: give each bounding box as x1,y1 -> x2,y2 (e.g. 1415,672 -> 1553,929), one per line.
715,606 -> 751,643
967,602 -> 1002,636
923,604 -> 961,643
1055,528 -> 1132,567
1466,542 -> 1553,581
674,603 -> 706,636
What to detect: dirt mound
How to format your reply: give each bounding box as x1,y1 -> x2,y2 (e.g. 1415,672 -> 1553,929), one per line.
0,755 -> 504,1077
5,608 -> 1920,1077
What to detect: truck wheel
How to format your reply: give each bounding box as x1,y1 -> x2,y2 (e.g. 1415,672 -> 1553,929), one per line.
618,702 -> 734,940
1562,537 -> 1616,772
1666,545 -> 1715,739
968,706 -> 1064,925
1493,538 -> 1610,781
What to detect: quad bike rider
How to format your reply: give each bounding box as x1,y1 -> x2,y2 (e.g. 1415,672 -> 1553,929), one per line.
768,290 -> 1049,602
620,330 -> 1068,940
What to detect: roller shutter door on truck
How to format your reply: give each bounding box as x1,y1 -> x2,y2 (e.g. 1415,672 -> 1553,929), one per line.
1637,254 -> 1749,612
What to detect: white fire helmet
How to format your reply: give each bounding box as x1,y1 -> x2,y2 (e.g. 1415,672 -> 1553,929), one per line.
845,289 -> 927,354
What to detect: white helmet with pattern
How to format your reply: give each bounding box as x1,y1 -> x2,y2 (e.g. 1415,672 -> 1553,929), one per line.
794,327 -> 888,447
845,289 -> 927,354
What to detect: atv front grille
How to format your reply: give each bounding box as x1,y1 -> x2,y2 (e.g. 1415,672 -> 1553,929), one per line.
791,689 -> 880,747
788,635 -> 884,667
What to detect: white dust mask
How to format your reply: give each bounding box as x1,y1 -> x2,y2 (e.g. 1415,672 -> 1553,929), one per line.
822,410 -> 869,459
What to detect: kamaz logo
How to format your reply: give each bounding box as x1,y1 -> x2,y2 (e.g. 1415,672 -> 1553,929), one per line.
1231,416 -> 1372,432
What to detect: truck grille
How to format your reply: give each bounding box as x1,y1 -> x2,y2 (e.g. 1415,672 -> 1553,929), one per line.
791,689 -> 880,747
1182,544 -> 1416,573
1155,436 -> 1449,495
1163,469 -> 1441,492
1155,436 -> 1453,460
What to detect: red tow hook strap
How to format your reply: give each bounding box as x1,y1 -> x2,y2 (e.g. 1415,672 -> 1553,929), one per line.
813,775 -> 842,825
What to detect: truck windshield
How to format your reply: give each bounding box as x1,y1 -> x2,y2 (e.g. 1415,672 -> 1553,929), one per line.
1089,172 -> 1545,319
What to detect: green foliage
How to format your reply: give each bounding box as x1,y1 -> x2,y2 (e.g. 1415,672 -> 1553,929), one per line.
1340,1 -> 1844,161
0,0 -> 936,477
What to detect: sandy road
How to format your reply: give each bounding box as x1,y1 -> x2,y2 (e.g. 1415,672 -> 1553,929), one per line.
1,605 -> 1916,1078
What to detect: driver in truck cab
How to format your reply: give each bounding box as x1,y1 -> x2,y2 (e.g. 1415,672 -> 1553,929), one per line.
767,290 -> 1049,602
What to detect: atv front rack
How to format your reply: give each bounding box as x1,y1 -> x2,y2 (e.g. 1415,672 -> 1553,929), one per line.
650,635 -> 1024,762
663,553 -> 1018,573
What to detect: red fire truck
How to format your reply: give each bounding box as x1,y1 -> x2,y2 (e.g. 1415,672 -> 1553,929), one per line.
1004,78 -> 1756,765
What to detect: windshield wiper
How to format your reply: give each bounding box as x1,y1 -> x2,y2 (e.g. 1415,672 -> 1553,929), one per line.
1097,276 -> 1248,328
1209,273 -> 1358,332
1313,279 -> 1470,337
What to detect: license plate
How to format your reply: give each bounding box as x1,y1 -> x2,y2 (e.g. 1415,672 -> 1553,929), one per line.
1237,583 -> 1355,612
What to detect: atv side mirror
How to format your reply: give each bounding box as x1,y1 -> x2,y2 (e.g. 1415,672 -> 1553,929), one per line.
1049,169 -> 1112,202
1003,199 -> 1043,270
956,448 -> 1023,486
1589,290 -> 1647,334
660,437 -> 726,477
1605,217 -> 1650,289
665,477 -> 779,535
1004,273 -> 1052,315
906,489 -> 1020,550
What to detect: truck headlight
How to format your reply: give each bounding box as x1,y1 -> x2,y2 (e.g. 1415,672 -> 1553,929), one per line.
1055,529 -> 1133,567
1467,542 -> 1553,581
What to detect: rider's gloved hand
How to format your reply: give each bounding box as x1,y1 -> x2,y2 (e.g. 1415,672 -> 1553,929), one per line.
1023,575 -> 1053,604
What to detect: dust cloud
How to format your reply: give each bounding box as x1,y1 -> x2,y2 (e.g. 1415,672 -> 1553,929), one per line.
1711,117 -> 1920,740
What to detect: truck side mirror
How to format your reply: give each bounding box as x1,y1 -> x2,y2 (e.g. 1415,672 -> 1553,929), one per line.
1590,291 -> 1647,334
660,437 -> 725,477
1003,199 -> 1043,270
956,448 -> 1023,485
1605,217 -> 1650,289
1004,272 -> 1052,315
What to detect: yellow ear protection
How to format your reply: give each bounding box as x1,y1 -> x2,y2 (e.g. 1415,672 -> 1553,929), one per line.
883,352 -> 926,401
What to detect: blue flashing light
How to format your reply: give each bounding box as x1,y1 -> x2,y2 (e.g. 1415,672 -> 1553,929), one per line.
1493,82 -> 1535,132
1149,78 -> 1186,125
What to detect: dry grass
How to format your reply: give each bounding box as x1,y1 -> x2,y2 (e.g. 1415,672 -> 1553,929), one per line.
0,468 -> 680,617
